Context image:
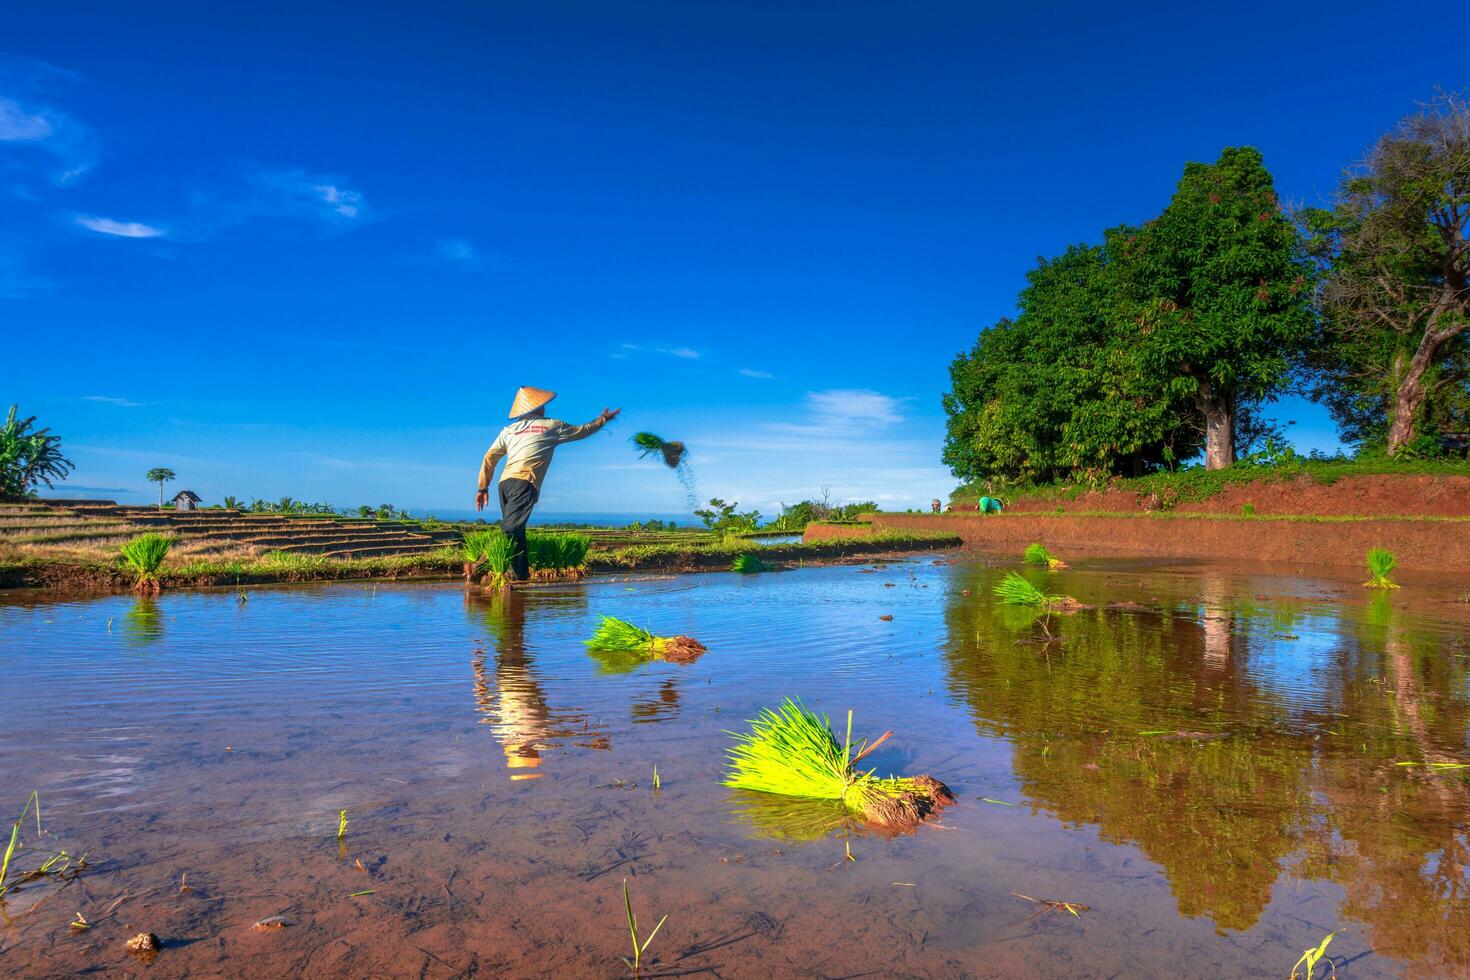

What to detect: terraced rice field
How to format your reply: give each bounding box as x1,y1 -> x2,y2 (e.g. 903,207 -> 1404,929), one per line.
0,500 -> 461,559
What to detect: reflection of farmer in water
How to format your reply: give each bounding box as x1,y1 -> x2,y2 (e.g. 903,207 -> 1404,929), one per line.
475,386 -> 621,581
469,589 -> 608,778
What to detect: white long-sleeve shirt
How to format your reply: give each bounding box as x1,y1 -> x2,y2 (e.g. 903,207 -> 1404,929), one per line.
477,415 -> 608,491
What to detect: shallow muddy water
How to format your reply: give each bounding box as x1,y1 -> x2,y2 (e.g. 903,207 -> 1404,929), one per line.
1,556 -> 1468,978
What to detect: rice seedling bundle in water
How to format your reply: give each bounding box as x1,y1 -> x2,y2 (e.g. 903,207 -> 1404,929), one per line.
1363,547 -> 1400,589
584,615 -> 707,664
462,529 -> 504,583
1022,542 -> 1066,569
119,533 -> 173,593
464,530 -> 515,589
994,570 -> 1062,606
722,698 -> 954,832
731,553 -> 771,574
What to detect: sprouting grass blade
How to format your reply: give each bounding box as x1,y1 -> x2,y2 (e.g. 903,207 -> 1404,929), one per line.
1363,547 -> 1399,589
337,809 -> 348,841
1290,930 -> 1340,980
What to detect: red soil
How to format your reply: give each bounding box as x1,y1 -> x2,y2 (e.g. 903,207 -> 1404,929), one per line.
867,512 -> 1470,574
1001,474 -> 1470,517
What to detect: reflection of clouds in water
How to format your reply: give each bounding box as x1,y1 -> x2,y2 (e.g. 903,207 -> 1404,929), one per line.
468,590 -> 609,779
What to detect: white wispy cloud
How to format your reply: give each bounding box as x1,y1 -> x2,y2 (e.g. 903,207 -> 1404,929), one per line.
84,395 -> 146,407
619,343 -> 702,360
249,168 -> 367,224
767,389 -> 906,437
740,368 -> 775,379
74,214 -> 166,238
436,238 -> 478,263
0,97 -> 54,141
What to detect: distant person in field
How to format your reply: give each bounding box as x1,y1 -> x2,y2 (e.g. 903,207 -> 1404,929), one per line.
476,387 -> 620,581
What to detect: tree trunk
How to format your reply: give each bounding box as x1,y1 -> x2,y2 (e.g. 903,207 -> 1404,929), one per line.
1387,343 -> 1434,455
158,482 -> 164,510
1196,379 -> 1235,470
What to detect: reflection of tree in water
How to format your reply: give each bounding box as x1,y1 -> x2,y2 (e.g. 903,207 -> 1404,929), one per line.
121,598 -> 164,646
468,589 -> 608,779
942,565 -> 1470,966
944,566 -> 1317,932
1305,596 -> 1470,973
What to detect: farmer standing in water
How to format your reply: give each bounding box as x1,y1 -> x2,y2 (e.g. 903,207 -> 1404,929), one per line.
476,386 -> 620,582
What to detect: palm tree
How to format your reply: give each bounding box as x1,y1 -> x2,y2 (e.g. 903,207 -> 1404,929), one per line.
146,467 -> 176,510
0,405 -> 74,499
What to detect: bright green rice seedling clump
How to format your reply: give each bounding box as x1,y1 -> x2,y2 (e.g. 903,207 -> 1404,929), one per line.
526,531 -> 592,579
722,698 -> 954,831
994,571 -> 1064,606
1022,543 -> 1066,569
584,615 -> 707,663
1363,547 -> 1400,589
463,529 -> 515,588
119,533 -> 173,594
731,553 -> 771,574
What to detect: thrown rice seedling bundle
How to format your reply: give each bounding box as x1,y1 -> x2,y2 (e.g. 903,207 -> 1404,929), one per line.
723,698 -> 954,833
731,553 -> 771,574
994,570 -> 1082,610
1363,547 -> 1400,589
118,532 -> 173,594
632,431 -> 687,469
584,615 -> 707,664
1023,542 -> 1067,570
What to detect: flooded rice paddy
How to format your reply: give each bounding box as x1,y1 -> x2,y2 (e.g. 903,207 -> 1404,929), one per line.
1,555 -> 1468,978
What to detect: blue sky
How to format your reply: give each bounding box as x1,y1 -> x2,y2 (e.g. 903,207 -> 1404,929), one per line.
3,2 -> 1465,518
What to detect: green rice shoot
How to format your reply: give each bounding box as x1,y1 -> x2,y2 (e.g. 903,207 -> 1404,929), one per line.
1023,542 -> 1066,569
731,553 -> 771,574
994,571 -> 1061,606
1363,547 -> 1399,589
586,615 -> 658,652
337,809 -> 348,840
621,879 -> 669,974
721,699 -> 928,817
118,533 -> 173,590
1290,930 -> 1341,980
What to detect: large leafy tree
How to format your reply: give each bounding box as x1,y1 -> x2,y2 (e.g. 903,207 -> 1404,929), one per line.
943,243 -> 1199,484
0,405 -> 74,499
146,467 -> 176,509
1121,147 -> 1315,469
1301,92 -> 1470,454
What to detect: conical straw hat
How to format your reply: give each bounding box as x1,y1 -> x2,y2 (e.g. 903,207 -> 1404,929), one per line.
508,386 -> 556,419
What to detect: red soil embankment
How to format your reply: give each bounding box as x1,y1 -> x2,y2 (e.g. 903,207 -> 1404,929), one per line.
1000,474 -> 1470,517
867,512 -> 1470,574
802,522 -> 875,542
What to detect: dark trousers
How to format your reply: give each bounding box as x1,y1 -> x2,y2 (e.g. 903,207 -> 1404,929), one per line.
498,478 -> 539,581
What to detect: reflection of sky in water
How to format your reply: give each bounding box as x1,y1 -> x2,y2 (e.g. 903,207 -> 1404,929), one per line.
2,559 -> 1469,976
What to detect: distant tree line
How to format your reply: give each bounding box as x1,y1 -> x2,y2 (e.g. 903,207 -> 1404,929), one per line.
944,93 -> 1470,485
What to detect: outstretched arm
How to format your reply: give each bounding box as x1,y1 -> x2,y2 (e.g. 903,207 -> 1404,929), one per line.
556,407 -> 621,444
475,435 -> 508,511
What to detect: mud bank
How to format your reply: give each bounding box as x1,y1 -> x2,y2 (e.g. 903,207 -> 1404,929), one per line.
996,473 -> 1470,517
0,533 -> 961,594
863,512 -> 1470,573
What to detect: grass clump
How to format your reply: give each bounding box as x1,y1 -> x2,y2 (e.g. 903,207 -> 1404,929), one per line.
1022,542 -> 1066,569
526,531 -> 592,579
1,791 -> 83,899
584,615 -> 707,664
722,698 -> 954,832
118,532 -> 172,593
731,553 -> 772,574
1363,547 -> 1400,589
